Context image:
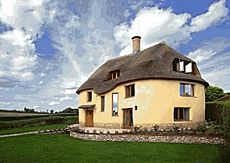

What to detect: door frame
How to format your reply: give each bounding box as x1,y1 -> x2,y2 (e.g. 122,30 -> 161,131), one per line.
85,109 -> 94,127
122,108 -> 133,129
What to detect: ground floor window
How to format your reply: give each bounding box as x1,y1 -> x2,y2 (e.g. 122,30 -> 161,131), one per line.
112,93 -> 118,116
174,107 -> 189,121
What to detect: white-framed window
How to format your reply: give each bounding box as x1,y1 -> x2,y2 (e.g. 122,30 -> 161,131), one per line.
180,83 -> 194,96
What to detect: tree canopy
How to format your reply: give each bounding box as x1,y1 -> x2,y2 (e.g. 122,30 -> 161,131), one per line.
206,86 -> 225,102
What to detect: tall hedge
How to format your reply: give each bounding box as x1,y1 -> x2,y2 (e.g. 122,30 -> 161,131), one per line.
220,101 -> 230,162
205,102 -> 224,123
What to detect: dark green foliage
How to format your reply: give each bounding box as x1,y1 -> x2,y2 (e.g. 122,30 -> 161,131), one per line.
59,107 -> 78,115
0,134 -> 220,163
24,107 -> 35,113
0,114 -> 49,121
222,101 -> 230,141
219,101 -> 230,162
0,116 -> 78,130
205,86 -> 225,102
206,102 -> 223,123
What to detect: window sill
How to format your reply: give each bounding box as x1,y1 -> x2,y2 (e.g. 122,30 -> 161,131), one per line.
124,96 -> 135,99
180,95 -> 195,97
174,120 -> 191,122
112,115 -> 118,117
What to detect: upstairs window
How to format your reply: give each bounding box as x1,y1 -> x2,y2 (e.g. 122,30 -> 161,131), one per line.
87,91 -> 92,102
172,58 -> 180,71
125,84 -> 135,98
180,83 -> 194,96
108,70 -> 120,80
172,59 -> 195,74
174,107 -> 189,121
101,96 -> 105,112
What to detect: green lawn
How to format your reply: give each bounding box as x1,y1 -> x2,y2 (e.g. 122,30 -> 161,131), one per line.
0,134 -> 220,163
0,124 -> 67,135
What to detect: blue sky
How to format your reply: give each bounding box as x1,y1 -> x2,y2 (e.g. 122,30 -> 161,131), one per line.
0,0 -> 229,111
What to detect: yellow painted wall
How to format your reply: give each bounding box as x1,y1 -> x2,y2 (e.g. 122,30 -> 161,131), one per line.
78,79 -> 205,128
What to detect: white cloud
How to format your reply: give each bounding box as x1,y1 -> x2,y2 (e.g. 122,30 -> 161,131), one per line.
187,49 -> 216,63
64,89 -> 76,95
49,101 -> 60,106
190,0 -> 228,32
33,105 -> 40,109
0,0 -> 50,81
0,29 -> 37,81
114,0 -> 228,56
114,7 -> 192,55
59,96 -> 73,102
188,37 -> 230,92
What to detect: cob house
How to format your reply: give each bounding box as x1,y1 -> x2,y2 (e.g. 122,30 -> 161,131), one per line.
76,36 -> 208,129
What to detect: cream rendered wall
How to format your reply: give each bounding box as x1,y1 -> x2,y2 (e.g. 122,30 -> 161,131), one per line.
78,79 -> 205,128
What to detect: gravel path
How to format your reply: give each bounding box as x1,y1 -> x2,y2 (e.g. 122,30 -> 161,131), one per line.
0,131 -> 38,138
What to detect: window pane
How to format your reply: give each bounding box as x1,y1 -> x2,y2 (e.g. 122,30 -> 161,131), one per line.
185,84 -> 191,96
179,61 -> 184,71
184,109 -> 189,120
101,96 -> 105,112
87,92 -> 92,102
180,84 -> 184,96
131,84 -> 135,96
185,63 -> 192,73
112,93 -> 118,116
174,108 -> 178,120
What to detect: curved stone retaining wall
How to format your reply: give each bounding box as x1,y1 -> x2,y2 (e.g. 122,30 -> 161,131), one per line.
70,131 -> 225,144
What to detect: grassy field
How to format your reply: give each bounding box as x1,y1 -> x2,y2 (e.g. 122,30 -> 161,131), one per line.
0,134 -> 220,163
0,112 -> 48,117
0,110 -> 77,130
0,124 -> 68,135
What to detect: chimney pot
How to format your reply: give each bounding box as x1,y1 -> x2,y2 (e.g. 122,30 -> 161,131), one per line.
132,36 -> 141,53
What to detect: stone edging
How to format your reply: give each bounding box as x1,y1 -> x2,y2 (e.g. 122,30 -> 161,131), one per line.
70,131 -> 225,144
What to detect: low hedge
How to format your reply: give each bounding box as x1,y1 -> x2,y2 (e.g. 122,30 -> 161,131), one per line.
0,116 -> 78,130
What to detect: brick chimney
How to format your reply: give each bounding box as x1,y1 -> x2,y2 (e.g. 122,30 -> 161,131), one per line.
132,36 -> 141,53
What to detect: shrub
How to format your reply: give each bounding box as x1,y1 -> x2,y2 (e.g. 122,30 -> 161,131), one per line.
196,123 -> 207,133
206,102 -> 223,123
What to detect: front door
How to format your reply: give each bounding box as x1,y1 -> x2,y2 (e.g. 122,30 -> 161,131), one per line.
123,109 -> 133,129
85,110 -> 94,127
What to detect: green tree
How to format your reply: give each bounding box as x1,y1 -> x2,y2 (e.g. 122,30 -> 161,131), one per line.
205,86 -> 225,102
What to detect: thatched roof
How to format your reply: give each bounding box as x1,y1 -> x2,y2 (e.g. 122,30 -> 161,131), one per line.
77,42 -> 208,94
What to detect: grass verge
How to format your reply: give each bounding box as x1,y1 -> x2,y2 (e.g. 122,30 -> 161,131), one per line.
0,124 -> 68,135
